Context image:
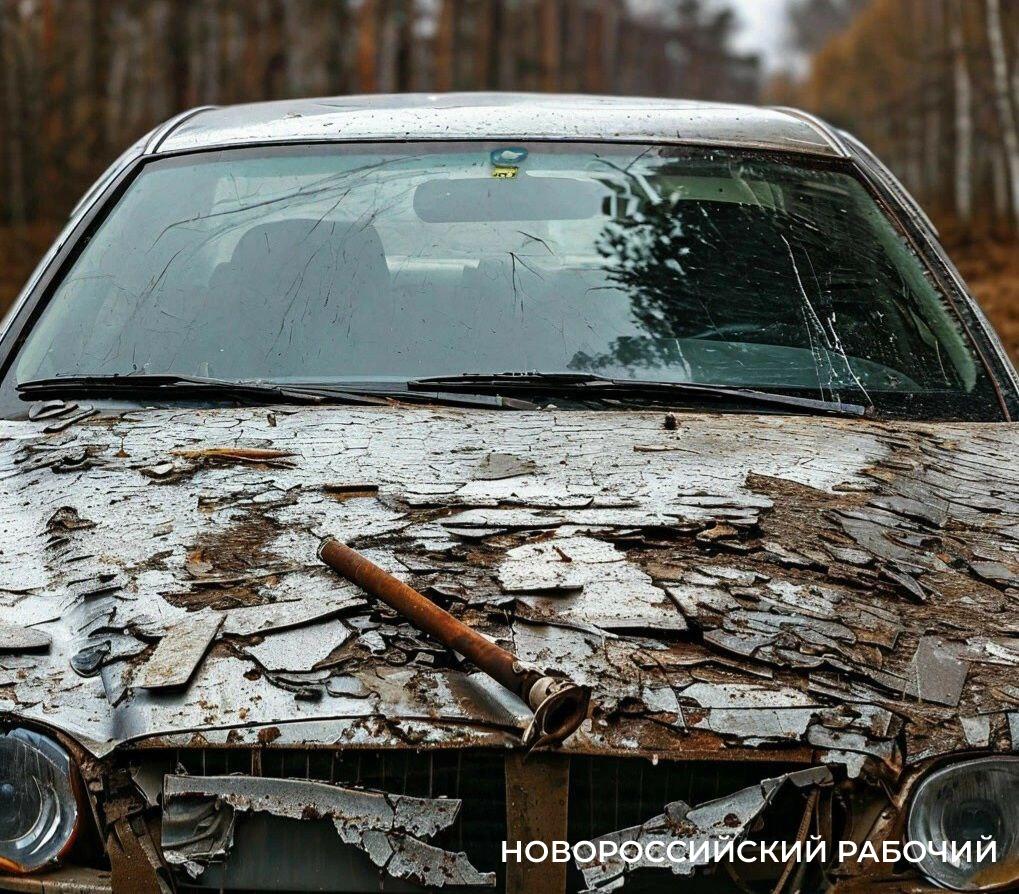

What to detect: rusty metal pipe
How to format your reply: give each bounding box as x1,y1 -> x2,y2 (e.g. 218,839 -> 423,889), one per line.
318,538 -> 590,748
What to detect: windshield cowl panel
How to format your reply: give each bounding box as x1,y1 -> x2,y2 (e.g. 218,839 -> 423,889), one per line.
10,142 -> 1003,421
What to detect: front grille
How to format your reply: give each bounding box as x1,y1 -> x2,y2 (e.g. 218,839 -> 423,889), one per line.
135,747 -> 807,893
177,746 -> 507,865
567,754 -> 798,843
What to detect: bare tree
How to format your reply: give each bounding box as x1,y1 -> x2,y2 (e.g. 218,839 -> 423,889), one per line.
986,0 -> 1019,226
1,3 -> 28,226
921,0 -> 943,202
355,0 -> 378,91
540,0 -> 561,91
471,0 -> 496,90
949,0 -> 973,223
434,0 -> 455,91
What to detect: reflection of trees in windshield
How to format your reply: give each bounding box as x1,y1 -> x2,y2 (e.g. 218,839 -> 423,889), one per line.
571,183 -> 830,379
571,167 -> 961,397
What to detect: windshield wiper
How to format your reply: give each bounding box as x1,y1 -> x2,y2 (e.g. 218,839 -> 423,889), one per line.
408,372 -> 871,418
17,374 -> 535,411
19,374 -> 391,406
20,373 -> 867,417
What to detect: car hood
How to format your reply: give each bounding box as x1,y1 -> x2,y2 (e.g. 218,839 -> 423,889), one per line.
1,404 -> 1016,772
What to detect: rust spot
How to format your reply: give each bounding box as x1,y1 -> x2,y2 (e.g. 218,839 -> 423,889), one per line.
684,707 -> 709,725
169,511 -> 284,610
46,506 -> 95,533
696,522 -> 740,543
971,853 -> 1019,888
172,447 -> 296,467
322,483 -> 380,502
257,726 -> 281,745
552,545 -> 573,563
0,683 -> 38,707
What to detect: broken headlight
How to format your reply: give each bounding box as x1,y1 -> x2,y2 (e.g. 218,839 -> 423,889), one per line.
0,729 -> 80,873
907,757 -> 1019,891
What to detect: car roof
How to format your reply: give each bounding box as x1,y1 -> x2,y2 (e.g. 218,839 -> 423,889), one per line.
149,92 -> 850,158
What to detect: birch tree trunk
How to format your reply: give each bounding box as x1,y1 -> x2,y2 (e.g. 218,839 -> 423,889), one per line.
949,0 -> 973,223
922,0 -> 942,202
992,148 -> 1009,224
1013,33 -> 1019,121
985,0 -> 1019,227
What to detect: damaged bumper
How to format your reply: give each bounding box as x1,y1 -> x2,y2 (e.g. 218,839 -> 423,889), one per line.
161,773 -> 494,888
0,740 -> 1004,893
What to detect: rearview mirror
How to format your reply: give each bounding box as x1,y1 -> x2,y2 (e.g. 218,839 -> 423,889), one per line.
413,175 -> 603,223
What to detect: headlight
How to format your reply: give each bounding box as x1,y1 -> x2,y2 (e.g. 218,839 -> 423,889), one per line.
0,729 -> 80,873
907,757 -> 1019,891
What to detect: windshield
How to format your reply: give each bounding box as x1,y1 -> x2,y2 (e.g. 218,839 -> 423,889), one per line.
14,142 -> 1000,419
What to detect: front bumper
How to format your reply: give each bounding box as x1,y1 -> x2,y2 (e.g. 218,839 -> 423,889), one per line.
0,746 -> 973,894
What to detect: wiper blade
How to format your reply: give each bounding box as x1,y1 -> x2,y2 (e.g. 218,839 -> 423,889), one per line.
17,374 -> 535,411
408,373 -> 871,418
18,374 -> 389,406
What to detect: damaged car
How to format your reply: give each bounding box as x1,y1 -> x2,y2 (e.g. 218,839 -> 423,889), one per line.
0,93 -> 1017,893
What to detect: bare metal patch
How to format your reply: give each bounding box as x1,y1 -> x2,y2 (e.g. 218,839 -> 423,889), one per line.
162,774 -> 495,887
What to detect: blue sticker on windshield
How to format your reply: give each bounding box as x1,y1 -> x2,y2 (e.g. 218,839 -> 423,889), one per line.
490,147 -> 528,167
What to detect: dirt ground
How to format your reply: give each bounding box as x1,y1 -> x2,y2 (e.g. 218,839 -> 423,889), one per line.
951,239 -> 1019,366
2,223 -> 1018,368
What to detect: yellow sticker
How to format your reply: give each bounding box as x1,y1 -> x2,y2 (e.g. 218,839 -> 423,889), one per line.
491,166 -> 518,179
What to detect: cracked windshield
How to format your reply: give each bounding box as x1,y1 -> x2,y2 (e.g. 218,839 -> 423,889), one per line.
16,142 -> 998,417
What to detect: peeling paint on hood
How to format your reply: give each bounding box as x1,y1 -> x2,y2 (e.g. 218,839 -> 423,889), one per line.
0,405 -> 1017,776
